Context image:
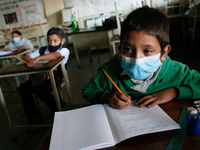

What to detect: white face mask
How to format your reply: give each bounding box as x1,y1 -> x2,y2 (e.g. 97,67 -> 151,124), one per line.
121,53 -> 162,80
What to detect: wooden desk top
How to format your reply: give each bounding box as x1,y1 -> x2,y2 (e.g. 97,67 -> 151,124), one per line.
36,99 -> 200,150
0,57 -> 64,76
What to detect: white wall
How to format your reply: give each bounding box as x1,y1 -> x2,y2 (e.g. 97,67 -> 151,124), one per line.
63,0 -> 189,29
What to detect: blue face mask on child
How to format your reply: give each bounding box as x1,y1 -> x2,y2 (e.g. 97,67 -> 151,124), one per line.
121,53 -> 162,80
12,38 -> 21,44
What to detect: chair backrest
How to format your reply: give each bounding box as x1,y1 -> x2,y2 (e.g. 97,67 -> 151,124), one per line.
163,0 -> 184,18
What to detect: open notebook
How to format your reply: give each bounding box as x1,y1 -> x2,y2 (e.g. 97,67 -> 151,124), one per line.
50,101 -> 180,150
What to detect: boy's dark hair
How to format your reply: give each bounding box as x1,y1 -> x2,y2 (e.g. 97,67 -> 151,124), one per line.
121,6 -> 170,54
11,30 -> 22,36
47,27 -> 64,39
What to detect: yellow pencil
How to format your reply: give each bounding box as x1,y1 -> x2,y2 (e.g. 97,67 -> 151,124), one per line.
102,69 -> 132,106
13,55 -> 27,64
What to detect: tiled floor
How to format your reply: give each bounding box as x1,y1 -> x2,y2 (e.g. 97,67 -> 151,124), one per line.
0,26 -> 200,149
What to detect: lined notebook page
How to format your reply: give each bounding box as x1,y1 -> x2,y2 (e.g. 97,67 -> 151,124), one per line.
104,102 -> 180,144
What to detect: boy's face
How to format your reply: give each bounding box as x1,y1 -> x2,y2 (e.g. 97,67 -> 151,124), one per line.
12,33 -> 21,39
121,31 -> 170,62
48,34 -> 65,46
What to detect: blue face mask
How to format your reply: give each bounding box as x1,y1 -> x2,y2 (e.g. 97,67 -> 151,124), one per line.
121,53 -> 162,80
12,38 -> 20,44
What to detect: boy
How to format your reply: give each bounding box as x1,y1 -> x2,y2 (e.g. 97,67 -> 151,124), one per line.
5,30 -> 34,52
82,7 -> 200,109
19,27 -> 70,125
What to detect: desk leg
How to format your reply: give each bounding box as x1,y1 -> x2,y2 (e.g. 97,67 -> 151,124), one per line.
14,76 -> 20,88
107,30 -> 113,57
48,70 -> 61,111
61,61 -> 72,104
74,47 -> 81,68
112,41 -> 116,55
96,47 -> 100,63
88,47 -> 92,63
0,85 -> 16,138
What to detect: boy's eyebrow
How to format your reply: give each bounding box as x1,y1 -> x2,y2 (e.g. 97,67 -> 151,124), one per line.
144,45 -> 156,48
123,42 -> 132,46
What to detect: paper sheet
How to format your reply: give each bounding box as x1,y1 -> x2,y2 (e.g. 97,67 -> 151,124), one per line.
0,51 -> 13,56
49,105 -> 115,150
104,101 -> 181,144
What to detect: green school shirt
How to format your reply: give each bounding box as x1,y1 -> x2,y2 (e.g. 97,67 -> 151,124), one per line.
82,55 -> 200,104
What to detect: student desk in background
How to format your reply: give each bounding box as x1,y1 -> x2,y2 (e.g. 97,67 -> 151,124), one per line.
36,99 -> 200,150
0,57 -> 72,138
0,49 -> 31,87
0,49 -> 31,59
64,28 -> 115,68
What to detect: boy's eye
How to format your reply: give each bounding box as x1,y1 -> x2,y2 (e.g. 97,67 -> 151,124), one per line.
124,47 -> 132,52
54,40 -> 57,43
144,49 -> 152,54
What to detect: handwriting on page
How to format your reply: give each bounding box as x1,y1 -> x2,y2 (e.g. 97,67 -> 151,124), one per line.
112,106 -> 166,138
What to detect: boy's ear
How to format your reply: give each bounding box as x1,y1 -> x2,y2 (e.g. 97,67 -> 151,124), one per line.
160,45 -> 171,62
61,38 -> 65,45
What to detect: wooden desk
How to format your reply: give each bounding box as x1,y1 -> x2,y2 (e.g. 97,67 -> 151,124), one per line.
0,57 -> 72,138
65,28 -> 114,68
0,49 -> 31,87
36,100 -> 200,150
0,49 -> 31,59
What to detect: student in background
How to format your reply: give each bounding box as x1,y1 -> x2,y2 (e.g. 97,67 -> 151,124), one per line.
82,6 -> 200,109
4,30 -> 34,52
19,27 -> 70,125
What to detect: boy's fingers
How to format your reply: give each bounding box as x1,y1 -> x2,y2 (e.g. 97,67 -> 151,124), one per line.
148,100 -> 159,108
111,100 -> 128,109
136,96 -> 156,107
112,97 -> 127,106
116,92 -> 131,103
135,95 -> 151,105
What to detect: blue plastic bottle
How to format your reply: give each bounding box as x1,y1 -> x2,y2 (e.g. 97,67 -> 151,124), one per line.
186,107 -> 200,135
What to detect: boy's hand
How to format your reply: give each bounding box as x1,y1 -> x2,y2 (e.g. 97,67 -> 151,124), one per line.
18,46 -> 25,52
5,48 -> 16,52
24,55 -> 32,62
135,88 -> 178,108
5,48 -> 12,52
26,57 -> 39,67
102,91 -> 131,109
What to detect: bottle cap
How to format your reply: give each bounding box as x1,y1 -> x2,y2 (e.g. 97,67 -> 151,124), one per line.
187,107 -> 198,115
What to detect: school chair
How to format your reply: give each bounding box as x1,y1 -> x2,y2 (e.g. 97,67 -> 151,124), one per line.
163,0 -> 184,18
22,21 -> 46,49
188,0 -> 200,39
3,25 -> 12,44
110,2 -> 122,56
0,31 -> 5,47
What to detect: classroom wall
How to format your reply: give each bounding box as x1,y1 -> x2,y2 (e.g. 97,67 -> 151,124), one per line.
63,0 -> 189,19
63,0 -> 189,29
43,0 -> 65,27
